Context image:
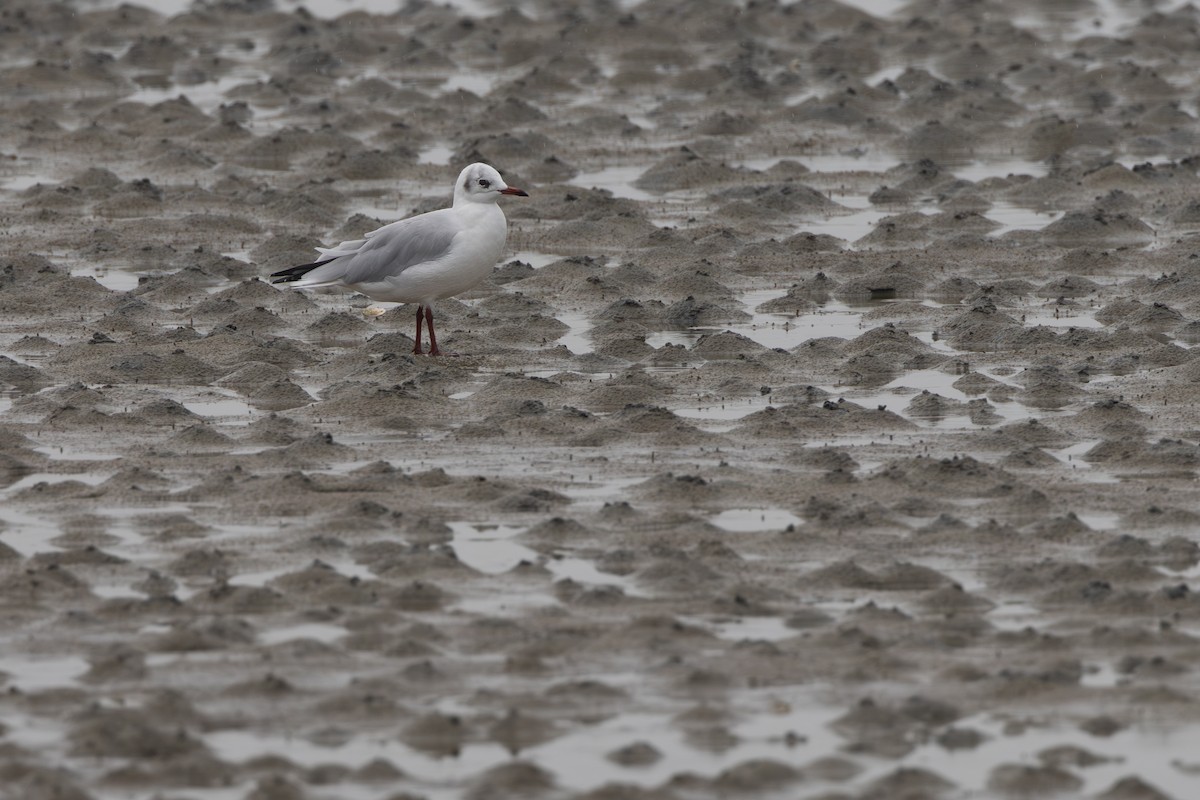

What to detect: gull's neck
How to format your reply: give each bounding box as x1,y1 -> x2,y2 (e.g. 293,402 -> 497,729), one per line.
453,191 -> 498,209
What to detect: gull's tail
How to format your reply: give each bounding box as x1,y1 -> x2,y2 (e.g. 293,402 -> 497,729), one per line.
270,258 -> 336,285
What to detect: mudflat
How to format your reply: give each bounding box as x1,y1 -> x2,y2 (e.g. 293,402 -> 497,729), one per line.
1,1 -> 1200,798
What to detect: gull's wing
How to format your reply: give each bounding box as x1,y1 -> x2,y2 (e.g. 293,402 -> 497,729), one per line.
296,209 -> 463,287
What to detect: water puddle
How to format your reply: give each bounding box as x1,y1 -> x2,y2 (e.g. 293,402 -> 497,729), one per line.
441,72 -> 496,97
848,368 -> 1026,428
674,393 -> 776,426
985,601 -> 1045,631
451,590 -> 559,616
899,712 -> 1200,797
716,153 -> 1062,245
418,144 -> 456,165
447,522 -> 537,575
827,0 -> 911,18
346,201 -> 406,221
953,160 -> 1051,183
531,696 -> 847,792
204,728 -> 511,800
708,507 -> 803,533
70,265 -> 141,293
558,476 -> 649,509
92,584 -> 144,600
0,173 -> 60,192
0,488 -> 108,558
304,0 -> 499,18
94,503 -> 196,554
226,558 -> 375,591
1013,0 -> 1197,41
0,653 -> 90,691
1081,660 -> 1123,689
737,152 -> 900,174
448,522 -> 644,601
1046,446 -> 1119,483
126,71 -> 273,120
223,565 -> 293,590
645,300 -> 865,351
747,292 -> 870,350
30,446 -> 123,462
2,471 -> 113,495
569,165 -> 668,202
182,392 -> 256,421
509,251 -> 563,269
1075,511 -> 1120,531
144,650 -> 257,671
804,205 -> 900,244
680,614 -> 798,642
1021,304 -> 1103,328
555,309 -> 594,355
259,623 -> 349,647
545,553 -> 643,595
988,205 -> 1064,238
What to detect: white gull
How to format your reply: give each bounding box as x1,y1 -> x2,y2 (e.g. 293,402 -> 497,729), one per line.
270,162 -> 528,356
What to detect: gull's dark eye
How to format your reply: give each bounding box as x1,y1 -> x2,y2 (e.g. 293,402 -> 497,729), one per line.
478,178 -> 491,188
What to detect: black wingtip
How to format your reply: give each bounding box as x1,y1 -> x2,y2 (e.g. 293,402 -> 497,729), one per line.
269,258 -> 335,284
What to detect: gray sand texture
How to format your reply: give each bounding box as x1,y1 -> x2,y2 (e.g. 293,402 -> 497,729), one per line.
2,0 -> 1200,798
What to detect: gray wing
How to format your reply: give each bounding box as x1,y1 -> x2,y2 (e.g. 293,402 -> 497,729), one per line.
301,209 -> 462,287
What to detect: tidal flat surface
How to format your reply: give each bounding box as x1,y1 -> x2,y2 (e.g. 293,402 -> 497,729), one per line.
3,0 -> 1200,798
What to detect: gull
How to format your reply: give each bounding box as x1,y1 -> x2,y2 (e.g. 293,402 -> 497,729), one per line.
270,163 -> 528,356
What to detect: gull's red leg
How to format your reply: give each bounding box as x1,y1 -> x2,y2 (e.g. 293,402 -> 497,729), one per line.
413,304 -> 425,355
425,305 -> 440,356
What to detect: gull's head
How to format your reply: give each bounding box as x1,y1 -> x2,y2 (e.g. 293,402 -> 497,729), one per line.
454,162 -> 528,206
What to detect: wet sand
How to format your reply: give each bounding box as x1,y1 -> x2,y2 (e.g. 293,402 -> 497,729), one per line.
3,0 -> 1200,797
